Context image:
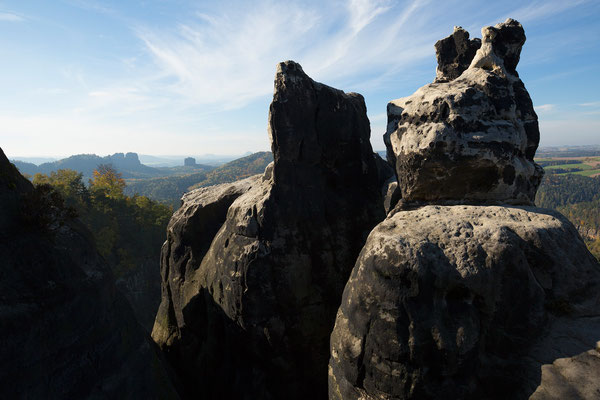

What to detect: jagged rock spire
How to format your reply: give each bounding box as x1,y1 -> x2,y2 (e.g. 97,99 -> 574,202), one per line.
384,19 -> 542,207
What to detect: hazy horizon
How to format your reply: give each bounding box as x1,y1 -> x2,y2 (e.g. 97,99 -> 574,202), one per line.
1,0 -> 599,156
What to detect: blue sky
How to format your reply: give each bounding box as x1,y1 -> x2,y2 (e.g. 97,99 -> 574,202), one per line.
1,0 -> 599,157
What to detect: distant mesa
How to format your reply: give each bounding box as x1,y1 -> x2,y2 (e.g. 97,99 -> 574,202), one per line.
184,157 -> 196,166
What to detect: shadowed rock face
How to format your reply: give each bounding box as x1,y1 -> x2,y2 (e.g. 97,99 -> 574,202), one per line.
434,26 -> 481,83
152,61 -> 386,399
0,148 -> 180,399
385,18 -> 542,207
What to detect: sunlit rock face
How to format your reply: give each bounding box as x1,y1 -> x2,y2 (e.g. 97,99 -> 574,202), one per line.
330,20 -> 600,400
384,18 -> 543,207
329,205 -> 600,400
152,61 -> 388,399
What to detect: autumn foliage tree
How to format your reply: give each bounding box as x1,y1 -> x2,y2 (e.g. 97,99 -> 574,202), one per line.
89,164 -> 126,198
30,166 -> 172,278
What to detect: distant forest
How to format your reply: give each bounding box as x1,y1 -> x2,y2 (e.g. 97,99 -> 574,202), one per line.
16,151 -> 600,268
124,151 -> 273,207
536,174 -> 600,260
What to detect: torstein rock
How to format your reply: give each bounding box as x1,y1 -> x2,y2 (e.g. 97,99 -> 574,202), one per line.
384,19 -> 543,207
330,19 -> 600,400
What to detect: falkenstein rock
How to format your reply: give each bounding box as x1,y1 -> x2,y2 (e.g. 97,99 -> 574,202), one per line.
152,61 -> 386,399
0,148 -> 180,399
384,19 -> 542,207
330,20 -> 600,400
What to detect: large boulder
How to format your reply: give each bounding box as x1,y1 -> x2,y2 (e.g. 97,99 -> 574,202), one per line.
152,61 -> 386,399
329,205 -> 600,400
384,19 -> 542,206
0,148 -> 180,399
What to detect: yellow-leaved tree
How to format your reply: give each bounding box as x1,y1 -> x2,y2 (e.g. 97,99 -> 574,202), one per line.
89,164 -> 126,199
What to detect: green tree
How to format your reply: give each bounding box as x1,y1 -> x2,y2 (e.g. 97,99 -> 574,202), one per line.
33,169 -> 88,208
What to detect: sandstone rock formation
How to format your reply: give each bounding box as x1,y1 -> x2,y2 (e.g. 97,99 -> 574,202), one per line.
152,61 -> 387,399
0,148 -> 180,399
330,19 -> 600,400
384,19 -> 542,207
329,206 -> 600,399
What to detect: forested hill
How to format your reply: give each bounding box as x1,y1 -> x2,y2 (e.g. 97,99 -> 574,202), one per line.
12,152 -> 213,180
536,174 -> 600,259
124,151 -> 273,206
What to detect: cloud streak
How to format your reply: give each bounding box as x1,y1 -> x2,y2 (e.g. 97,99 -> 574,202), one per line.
135,0 -> 440,111
535,104 -> 555,112
134,0 -> 589,114
0,12 -> 24,22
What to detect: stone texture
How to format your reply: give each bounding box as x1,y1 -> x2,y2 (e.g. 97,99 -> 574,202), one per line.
116,258 -> 162,332
384,19 -> 542,207
329,205 -> 600,400
373,153 -> 400,214
152,61 -> 386,399
0,148 -> 180,399
434,26 -> 481,83
530,349 -> 600,399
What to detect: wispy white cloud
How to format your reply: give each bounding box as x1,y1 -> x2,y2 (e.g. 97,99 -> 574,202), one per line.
535,104 -> 555,112
63,0 -> 115,16
506,0 -> 589,23
0,12 -> 24,22
579,101 -> 600,107
133,0 -> 584,114
135,0 -> 437,111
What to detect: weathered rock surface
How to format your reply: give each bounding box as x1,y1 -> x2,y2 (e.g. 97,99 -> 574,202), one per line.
374,153 -> 400,214
329,205 -> 600,400
385,19 -> 542,206
116,258 -> 162,332
152,61 -> 386,399
434,26 -> 481,83
331,19 -> 599,400
530,348 -> 600,399
0,148 -> 180,399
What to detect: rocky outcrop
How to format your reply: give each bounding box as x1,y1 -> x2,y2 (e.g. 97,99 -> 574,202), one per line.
576,224 -> 600,241
434,26 -> 481,83
384,19 -> 542,207
152,61 -> 386,399
530,347 -> 600,399
330,19 -> 600,400
0,148 -> 180,399
329,206 -> 600,399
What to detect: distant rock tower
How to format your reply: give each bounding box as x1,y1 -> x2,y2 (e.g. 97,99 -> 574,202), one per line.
184,157 -> 196,166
